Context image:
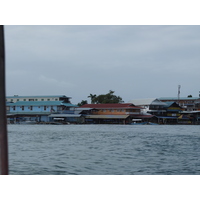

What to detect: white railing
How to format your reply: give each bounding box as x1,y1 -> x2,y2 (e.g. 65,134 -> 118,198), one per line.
126,112 -> 141,115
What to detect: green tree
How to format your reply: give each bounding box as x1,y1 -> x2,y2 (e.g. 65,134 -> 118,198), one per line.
77,100 -> 88,106
187,95 -> 192,98
88,90 -> 123,104
87,93 -> 97,103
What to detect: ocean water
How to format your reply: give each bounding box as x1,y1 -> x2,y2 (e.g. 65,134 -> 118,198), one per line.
7,124 -> 200,175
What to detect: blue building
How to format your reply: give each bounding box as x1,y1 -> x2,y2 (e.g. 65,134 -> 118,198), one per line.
6,96 -> 79,124
6,95 -> 71,103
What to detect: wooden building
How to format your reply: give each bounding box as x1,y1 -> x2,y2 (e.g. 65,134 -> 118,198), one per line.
79,103 -> 144,124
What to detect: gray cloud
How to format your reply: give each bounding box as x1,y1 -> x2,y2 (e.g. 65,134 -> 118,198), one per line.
4,25 -> 200,104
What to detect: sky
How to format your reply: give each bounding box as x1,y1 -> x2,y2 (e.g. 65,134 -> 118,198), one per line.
1,1 -> 200,197
4,25 -> 200,104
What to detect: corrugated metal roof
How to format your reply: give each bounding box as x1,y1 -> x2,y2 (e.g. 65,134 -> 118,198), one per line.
48,114 -> 81,118
7,101 -> 77,107
128,98 -> 155,105
7,112 -> 51,115
61,103 -> 78,107
156,116 -> 178,119
159,97 -> 199,100
73,108 -> 95,111
85,115 -> 129,119
163,102 -> 181,108
132,115 -> 154,119
128,98 -> 166,106
80,103 -> 142,109
6,95 -> 71,98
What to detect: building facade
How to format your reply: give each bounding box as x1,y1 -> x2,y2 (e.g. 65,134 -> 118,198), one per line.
79,103 -> 144,124
159,97 -> 200,111
6,95 -> 78,124
6,95 -> 71,103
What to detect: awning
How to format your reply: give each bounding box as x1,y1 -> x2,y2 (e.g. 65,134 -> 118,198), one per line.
156,116 -> 178,119
48,114 -> 81,118
132,115 -> 154,119
54,118 -> 65,120
85,115 -> 129,119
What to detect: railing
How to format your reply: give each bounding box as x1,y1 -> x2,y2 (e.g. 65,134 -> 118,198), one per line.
125,112 -> 141,115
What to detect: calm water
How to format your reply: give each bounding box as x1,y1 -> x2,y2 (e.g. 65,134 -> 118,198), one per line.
8,124 -> 200,175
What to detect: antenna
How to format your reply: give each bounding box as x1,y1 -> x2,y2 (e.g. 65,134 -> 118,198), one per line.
178,85 -> 181,104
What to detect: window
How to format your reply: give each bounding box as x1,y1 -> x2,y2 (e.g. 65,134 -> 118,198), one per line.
22,106 -> 24,111
41,99 -> 44,101
44,106 -> 47,111
17,99 -> 19,101
35,99 -> 38,101
24,99 -> 26,101
13,106 -> 16,111
47,99 -> 50,101
11,99 -> 13,102
55,99 -> 58,101
29,106 -> 33,110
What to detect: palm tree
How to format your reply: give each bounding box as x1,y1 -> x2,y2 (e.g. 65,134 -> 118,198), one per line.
88,94 -> 97,104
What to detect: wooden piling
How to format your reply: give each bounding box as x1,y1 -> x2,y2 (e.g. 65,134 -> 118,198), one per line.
0,25 -> 9,175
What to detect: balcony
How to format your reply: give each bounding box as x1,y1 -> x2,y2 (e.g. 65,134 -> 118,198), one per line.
126,112 -> 141,115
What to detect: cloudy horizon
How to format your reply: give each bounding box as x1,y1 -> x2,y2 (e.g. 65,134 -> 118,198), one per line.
4,25 -> 200,104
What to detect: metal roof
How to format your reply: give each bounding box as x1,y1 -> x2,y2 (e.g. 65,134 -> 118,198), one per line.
7,112 -> 51,115
159,97 -> 199,100
132,115 -> 154,119
7,101 -> 77,107
80,103 -> 142,109
162,102 -> 181,108
48,114 -> 81,118
156,116 -> 178,119
61,103 -> 78,107
128,98 -> 166,106
73,108 -> 95,111
6,95 -> 71,98
181,111 -> 200,114
85,115 -> 129,119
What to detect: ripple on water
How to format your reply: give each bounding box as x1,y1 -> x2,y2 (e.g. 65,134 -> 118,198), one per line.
8,124 -> 200,175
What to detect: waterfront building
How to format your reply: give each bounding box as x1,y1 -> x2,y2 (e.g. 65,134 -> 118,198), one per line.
148,102 -> 182,124
6,95 -> 71,103
128,98 -> 166,113
79,103 -> 144,124
159,97 -> 200,111
6,97 -> 78,124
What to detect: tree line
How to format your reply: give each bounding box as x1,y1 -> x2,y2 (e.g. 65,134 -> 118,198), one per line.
77,90 -> 123,106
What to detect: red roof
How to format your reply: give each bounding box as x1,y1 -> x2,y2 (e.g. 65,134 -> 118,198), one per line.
80,103 -> 142,109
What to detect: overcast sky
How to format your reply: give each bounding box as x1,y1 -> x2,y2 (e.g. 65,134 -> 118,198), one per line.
4,25 -> 200,104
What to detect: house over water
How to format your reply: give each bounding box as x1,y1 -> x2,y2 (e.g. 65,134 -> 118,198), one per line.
6,95 -> 78,124
159,97 -> 200,111
128,98 -> 166,113
79,103 -> 145,124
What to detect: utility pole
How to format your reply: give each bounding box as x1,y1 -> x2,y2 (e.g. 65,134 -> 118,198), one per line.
0,25 -> 9,175
178,85 -> 181,105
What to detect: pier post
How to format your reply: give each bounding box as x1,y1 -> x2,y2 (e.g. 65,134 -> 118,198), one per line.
0,25 -> 9,175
